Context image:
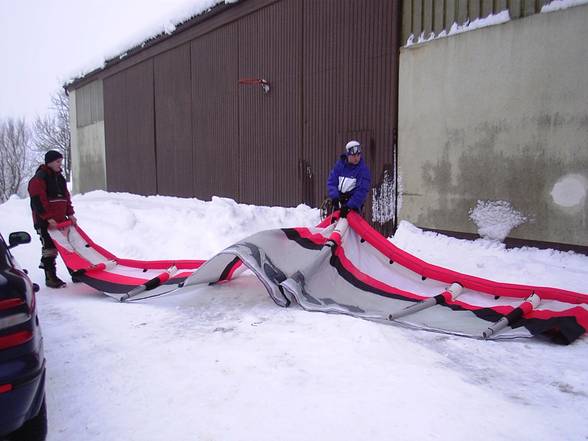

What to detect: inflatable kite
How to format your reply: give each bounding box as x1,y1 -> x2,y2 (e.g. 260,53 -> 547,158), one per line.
49,213 -> 588,344
48,223 -> 206,301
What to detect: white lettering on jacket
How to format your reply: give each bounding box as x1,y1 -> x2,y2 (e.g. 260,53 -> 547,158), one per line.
338,176 -> 357,193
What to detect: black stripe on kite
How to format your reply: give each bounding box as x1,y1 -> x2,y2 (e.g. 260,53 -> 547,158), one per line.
281,229 -> 324,250
70,272 -> 186,294
218,256 -> 241,282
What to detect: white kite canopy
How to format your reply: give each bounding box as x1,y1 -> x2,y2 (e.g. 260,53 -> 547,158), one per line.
49,214 -> 588,344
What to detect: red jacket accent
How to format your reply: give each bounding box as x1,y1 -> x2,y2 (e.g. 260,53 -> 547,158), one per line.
28,165 -> 74,227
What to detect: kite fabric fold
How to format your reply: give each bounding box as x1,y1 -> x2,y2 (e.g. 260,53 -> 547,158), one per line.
49,214 -> 588,344
180,213 -> 588,344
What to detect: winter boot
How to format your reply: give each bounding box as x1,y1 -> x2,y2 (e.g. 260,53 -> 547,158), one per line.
67,268 -> 82,283
45,267 -> 66,289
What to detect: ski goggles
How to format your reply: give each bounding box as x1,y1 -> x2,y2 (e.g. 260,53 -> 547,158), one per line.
346,145 -> 361,156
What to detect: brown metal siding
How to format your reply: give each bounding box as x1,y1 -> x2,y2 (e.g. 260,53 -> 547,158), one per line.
99,0 -> 401,224
154,43 -> 193,197
103,60 -> 157,195
191,25 -> 240,201
303,0 -> 399,222
238,0 -> 302,207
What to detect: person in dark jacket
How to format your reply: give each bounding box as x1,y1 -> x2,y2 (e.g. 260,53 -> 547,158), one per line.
327,140 -> 371,217
27,150 -> 76,288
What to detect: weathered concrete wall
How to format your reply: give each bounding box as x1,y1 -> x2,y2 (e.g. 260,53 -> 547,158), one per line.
398,5 -> 588,246
69,86 -> 107,194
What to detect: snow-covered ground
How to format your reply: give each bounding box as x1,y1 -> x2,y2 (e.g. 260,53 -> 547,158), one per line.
1,191 -> 587,441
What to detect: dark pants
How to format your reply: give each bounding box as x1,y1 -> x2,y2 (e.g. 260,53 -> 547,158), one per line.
35,225 -> 57,270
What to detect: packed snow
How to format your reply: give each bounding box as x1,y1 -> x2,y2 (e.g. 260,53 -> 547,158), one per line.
1,192 -> 587,441
469,200 -> 527,241
371,170 -> 398,224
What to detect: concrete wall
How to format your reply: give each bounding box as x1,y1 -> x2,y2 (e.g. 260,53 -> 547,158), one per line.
69,85 -> 107,194
398,5 -> 588,246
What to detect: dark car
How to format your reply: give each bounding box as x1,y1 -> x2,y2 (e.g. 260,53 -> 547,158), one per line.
0,231 -> 46,441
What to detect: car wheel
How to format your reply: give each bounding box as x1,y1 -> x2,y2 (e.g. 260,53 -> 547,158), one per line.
7,396 -> 47,441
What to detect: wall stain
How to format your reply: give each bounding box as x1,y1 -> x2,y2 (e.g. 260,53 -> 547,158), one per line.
418,119 -> 588,242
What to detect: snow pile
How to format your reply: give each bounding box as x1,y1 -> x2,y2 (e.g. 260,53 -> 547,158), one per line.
468,200 -> 527,241
405,10 -> 510,47
391,220 -> 587,292
542,0 -> 588,12
1,192 -> 588,441
0,191 -> 319,262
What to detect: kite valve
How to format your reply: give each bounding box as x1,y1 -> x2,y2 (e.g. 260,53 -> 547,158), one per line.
326,218 -> 349,248
119,265 -> 179,302
526,293 -> 541,309
482,292 -> 542,340
446,283 -> 463,301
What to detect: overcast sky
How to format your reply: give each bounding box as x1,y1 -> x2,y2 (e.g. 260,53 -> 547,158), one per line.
0,0 -> 221,121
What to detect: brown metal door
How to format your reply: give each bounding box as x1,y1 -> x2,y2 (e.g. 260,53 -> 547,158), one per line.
238,0 -> 302,207
103,60 -> 157,195
191,26 -> 240,201
154,43 -> 193,197
302,0 -> 400,230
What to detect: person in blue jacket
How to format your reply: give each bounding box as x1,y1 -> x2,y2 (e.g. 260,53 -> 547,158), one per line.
327,140 -> 371,217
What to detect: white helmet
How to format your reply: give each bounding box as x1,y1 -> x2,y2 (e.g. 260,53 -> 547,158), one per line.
345,140 -> 361,155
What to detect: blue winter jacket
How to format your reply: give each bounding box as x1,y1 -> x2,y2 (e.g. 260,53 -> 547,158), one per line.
327,155 -> 371,210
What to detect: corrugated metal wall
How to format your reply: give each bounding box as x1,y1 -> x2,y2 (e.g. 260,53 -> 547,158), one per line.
101,0 -> 400,224
154,43 -> 193,197
191,25 -> 240,201
402,0 -> 554,44
76,80 -> 103,128
238,0 -> 302,207
104,60 -> 157,195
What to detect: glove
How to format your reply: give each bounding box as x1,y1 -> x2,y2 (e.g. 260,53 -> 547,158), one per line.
330,198 -> 340,210
339,206 -> 350,218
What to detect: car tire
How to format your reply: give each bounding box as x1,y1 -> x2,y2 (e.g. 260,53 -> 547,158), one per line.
7,396 -> 47,441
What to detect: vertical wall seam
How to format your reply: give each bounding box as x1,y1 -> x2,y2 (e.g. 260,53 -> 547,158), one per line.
237,21 -> 242,202
152,59 -> 158,194
300,0 -> 305,203
189,42 -> 195,197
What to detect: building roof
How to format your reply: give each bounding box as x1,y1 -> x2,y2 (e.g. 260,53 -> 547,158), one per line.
66,0 -> 239,90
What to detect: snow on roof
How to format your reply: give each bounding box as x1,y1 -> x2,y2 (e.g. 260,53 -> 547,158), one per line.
66,0 -> 239,87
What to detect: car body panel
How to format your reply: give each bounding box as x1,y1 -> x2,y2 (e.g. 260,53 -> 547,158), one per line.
0,232 -> 47,439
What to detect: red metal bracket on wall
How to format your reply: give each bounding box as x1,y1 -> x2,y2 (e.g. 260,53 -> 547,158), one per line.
238,78 -> 270,94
